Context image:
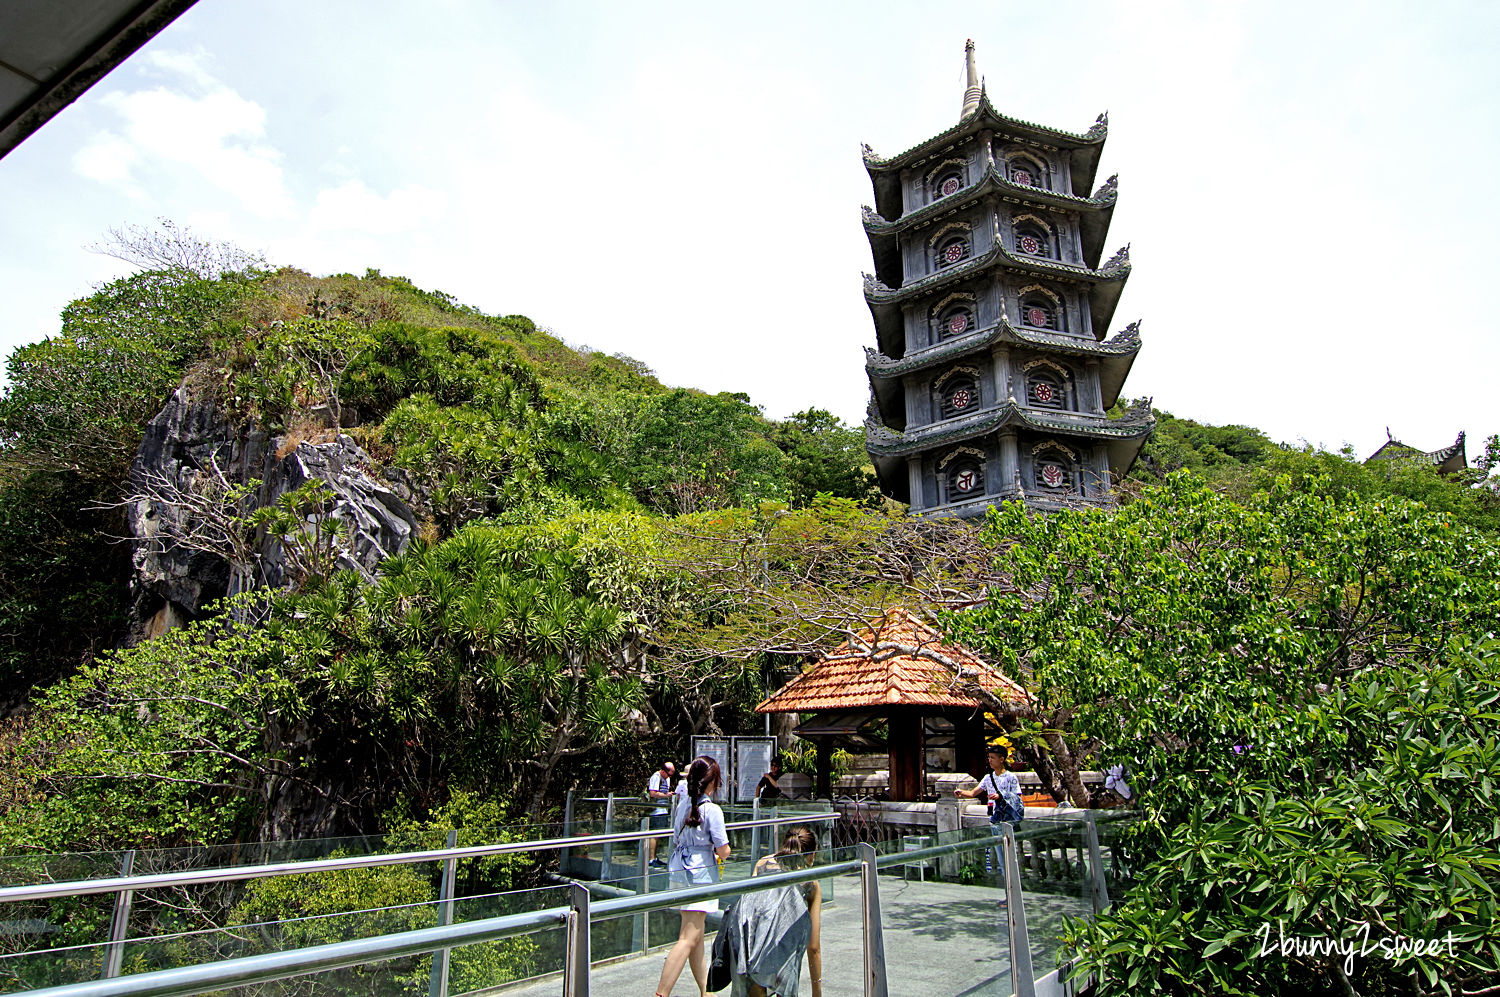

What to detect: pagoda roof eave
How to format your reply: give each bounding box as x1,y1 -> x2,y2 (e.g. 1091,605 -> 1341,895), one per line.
863,244 -> 1131,308
1365,432 -> 1467,472
862,169 -> 1118,238
865,318 -> 1143,381
863,97 -> 1108,178
865,399 -> 1155,458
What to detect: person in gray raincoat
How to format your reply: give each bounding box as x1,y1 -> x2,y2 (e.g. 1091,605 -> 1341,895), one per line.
718,827 -> 823,997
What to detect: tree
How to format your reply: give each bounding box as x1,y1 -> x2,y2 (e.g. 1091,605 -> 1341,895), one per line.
627,390 -> 790,514
88,218 -> 264,281
0,601 -> 297,852
939,474 -> 1500,994
770,408 -> 882,507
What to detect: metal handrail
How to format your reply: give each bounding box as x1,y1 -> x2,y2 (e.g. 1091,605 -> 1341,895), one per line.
0,812 -> 837,903
15,835 -> 985,997
16,816 -> 1135,997
17,905 -> 568,997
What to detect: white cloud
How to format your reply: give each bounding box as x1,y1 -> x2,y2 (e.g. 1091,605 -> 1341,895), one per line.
73,58 -> 294,218
308,181 -> 448,236
71,133 -> 139,188
140,49 -> 220,91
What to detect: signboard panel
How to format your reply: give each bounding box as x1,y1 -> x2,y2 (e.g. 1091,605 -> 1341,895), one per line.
689,737 -> 731,802
733,737 -> 777,803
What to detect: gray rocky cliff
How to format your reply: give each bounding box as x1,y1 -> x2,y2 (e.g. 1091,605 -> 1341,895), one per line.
127,384 -> 418,637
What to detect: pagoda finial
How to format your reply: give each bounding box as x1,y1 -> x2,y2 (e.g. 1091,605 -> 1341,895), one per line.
962,39 -> 983,119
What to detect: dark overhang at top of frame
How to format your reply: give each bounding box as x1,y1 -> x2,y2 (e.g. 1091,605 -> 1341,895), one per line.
0,0 -> 200,161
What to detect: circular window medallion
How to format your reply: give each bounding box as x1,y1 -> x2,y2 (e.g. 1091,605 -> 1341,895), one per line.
1013,169 -> 1033,186
943,243 -> 965,263
1040,464 -> 1065,488
1032,382 -> 1055,403
941,177 -> 961,196
954,468 -> 979,492
947,313 -> 969,336
951,388 -> 972,410
1020,235 -> 1041,254
1026,306 -> 1048,326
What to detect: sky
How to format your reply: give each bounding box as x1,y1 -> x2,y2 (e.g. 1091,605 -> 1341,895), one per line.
1,1 -> 1497,460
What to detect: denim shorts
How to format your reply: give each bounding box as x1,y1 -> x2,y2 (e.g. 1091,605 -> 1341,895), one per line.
669,864 -> 719,913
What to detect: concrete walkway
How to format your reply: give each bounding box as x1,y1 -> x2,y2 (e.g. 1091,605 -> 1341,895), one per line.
498,873 -> 1090,997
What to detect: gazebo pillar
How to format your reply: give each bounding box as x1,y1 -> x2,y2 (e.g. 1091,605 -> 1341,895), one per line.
815,740 -> 833,799
888,711 -> 924,801
954,711 -> 988,779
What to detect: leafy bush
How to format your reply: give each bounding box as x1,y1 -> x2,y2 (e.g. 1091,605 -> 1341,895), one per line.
945,474 -> 1500,994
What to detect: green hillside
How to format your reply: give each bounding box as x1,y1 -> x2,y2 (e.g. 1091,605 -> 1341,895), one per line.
0,242 -> 1497,994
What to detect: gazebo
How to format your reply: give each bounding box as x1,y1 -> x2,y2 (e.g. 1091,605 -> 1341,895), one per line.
755,608 -> 1029,801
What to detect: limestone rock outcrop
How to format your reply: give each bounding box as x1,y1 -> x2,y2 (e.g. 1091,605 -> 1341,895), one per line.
127,384 -> 418,637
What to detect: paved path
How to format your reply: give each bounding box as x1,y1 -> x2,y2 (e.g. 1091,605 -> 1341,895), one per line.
497,873 -> 1090,997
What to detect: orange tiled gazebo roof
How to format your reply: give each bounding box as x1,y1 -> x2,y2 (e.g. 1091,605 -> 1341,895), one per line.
755,608 -> 1028,713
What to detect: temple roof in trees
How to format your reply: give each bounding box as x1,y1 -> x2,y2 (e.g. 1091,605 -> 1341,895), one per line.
754,608 -> 1027,714
1365,432 -> 1468,475
863,171 -> 1119,270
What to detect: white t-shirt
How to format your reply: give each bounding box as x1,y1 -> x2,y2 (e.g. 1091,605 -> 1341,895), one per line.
979,771 -> 1023,821
669,794 -> 728,872
648,771 -> 670,795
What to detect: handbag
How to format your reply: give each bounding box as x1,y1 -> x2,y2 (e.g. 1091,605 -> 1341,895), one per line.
706,904 -> 735,992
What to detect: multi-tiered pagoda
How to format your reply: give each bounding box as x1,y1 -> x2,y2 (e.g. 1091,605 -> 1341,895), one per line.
862,41 -> 1153,516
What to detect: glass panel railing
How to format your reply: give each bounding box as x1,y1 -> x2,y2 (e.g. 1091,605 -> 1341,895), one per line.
1014,816 -> 1095,978
877,827 -> 1011,997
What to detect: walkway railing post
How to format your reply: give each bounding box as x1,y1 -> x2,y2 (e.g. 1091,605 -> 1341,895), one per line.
749,796 -> 762,866
563,882 -> 591,997
633,816 -> 650,954
427,829 -> 458,997
857,842 -> 888,997
1082,814 -> 1109,915
562,789 -> 576,876
601,794 -> 616,880
1001,825 -> 1035,997
100,850 -> 135,980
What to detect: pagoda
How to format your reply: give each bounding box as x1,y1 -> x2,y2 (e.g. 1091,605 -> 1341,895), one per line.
861,40 -> 1153,515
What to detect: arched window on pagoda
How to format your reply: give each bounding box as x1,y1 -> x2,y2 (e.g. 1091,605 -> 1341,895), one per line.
934,300 -> 976,342
931,167 -> 965,201
937,371 -> 981,420
1026,364 -> 1070,410
1014,220 -> 1056,259
1019,292 -> 1064,331
935,233 -> 970,269
1032,444 -> 1080,496
945,457 -> 985,502
1007,155 -> 1050,190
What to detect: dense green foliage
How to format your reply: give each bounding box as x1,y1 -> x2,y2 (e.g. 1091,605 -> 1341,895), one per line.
948,477 -> 1500,994
2,230 -> 1499,992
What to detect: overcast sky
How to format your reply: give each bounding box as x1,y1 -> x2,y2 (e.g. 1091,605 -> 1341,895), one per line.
1,1 -> 1496,459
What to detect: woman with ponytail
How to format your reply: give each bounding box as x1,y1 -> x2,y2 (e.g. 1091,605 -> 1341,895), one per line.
655,755 -> 730,997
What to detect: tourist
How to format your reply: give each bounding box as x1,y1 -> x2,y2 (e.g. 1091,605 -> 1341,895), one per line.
755,757 -> 784,801
954,742 -> 1024,825
733,826 -> 822,997
954,742 -> 1025,889
655,755 -> 731,997
646,760 -> 676,868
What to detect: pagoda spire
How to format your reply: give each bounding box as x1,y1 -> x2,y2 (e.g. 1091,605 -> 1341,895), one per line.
961,39 -> 983,119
